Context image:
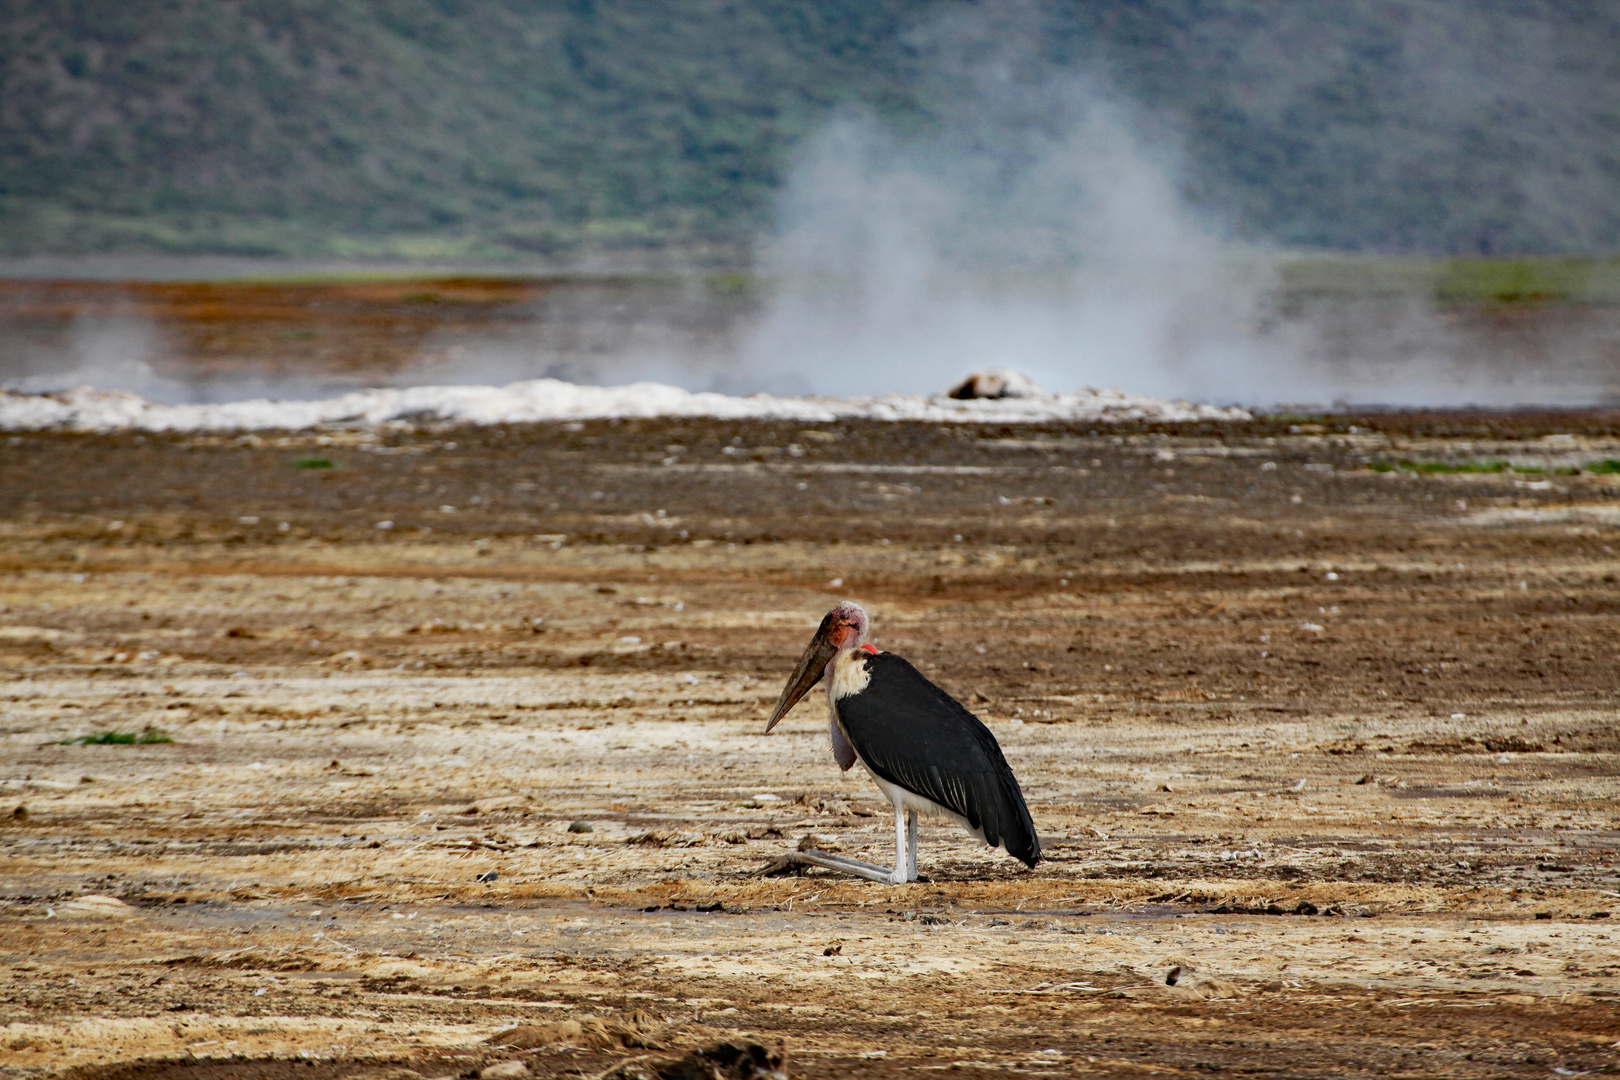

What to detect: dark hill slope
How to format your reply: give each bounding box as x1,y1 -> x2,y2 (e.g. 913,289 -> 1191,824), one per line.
0,0 -> 935,258
1,0 -> 1617,260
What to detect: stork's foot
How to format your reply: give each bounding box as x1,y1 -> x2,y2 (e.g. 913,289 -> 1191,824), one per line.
760,848 -> 903,883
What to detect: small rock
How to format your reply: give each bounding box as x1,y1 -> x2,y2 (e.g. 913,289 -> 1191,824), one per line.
945,367 -> 1044,400
476,871 -> 499,883
1164,961 -> 1240,999
479,1061 -> 530,1080
470,796 -> 530,815
58,895 -> 136,919
567,820 -> 595,833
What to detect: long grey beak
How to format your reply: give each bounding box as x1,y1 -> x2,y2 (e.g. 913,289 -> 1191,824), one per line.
765,619 -> 838,732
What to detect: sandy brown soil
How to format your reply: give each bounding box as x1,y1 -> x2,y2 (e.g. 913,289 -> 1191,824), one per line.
2,414 -> 1619,1079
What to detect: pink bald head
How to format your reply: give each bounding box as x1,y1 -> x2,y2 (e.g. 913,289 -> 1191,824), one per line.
823,600 -> 869,649
764,600 -> 871,732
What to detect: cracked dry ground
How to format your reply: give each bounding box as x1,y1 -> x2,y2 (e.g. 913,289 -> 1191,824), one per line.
1,414 -> 1618,1079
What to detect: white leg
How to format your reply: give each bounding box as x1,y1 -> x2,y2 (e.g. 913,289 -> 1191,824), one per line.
891,801 -> 908,884
906,809 -> 918,882
769,802 -> 917,885
785,848 -> 895,883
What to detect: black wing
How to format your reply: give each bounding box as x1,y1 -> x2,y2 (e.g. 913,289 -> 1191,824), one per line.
836,651 -> 1040,868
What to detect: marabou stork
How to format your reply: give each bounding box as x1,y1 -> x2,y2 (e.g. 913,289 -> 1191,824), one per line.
765,601 -> 1040,883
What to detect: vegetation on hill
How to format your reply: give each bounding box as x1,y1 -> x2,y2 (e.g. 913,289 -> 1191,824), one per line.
1,0 -> 1616,261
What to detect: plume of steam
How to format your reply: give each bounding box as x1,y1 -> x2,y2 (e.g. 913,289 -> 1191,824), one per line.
740,2 -> 1620,407
1,310 -> 177,400
742,42 -> 1294,403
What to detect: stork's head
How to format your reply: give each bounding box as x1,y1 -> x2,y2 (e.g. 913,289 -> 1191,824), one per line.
764,601 -> 868,732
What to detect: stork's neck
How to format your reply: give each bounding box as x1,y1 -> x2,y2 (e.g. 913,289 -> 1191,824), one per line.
821,639 -> 876,685
825,643 -> 875,704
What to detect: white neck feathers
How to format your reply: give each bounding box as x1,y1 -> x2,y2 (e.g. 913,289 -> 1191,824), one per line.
826,648 -> 872,702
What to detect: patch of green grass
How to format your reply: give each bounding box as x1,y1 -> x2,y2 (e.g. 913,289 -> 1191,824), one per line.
1369,460 -> 1513,474
61,730 -> 173,745
1587,459 -> 1620,474
290,457 -> 334,469
705,272 -> 752,296
1434,258 -> 1596,306
1369,460 -> 1600,475
1278,256 -> 1620,308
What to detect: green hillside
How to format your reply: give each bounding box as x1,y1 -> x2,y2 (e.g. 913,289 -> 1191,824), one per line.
2,1 -> 1617,261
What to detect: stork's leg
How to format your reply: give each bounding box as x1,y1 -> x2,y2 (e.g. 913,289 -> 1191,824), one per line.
778,802 -> 915,885
785,848 -> 894,883
890,801 -> 909,885
906,809 -> 918,882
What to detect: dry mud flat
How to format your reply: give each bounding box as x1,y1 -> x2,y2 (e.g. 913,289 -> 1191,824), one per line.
1,413 -> 1619,1079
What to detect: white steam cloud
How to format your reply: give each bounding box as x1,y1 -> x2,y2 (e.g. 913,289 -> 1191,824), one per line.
739,11 -> 1617,408
743,77 -> 1294,404
4,311 -> 172,399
